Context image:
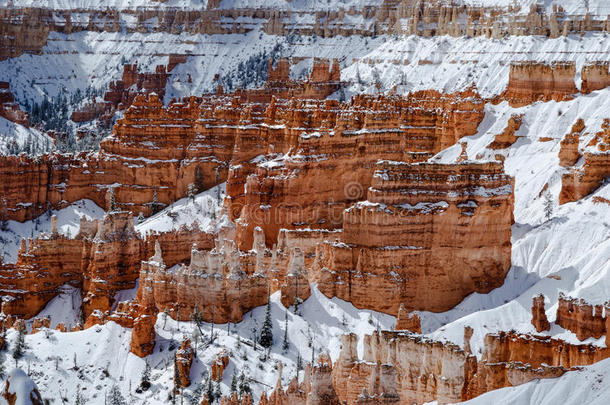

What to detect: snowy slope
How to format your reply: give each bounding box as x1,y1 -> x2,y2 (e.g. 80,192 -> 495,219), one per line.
420,89 -> 610,356
3,23 -> 609,106
135,183 -> 226,236
452,357 -> 610,405
0,199 -> 104,263
0,2 -> 609,402
3,0 -> 608,14
0,287 -> 393,404
0,0 -> 379,11
0,116 -> 54,155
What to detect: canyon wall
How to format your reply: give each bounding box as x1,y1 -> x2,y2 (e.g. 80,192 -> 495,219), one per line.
314,160 -> 513,315
555,293 -> 607,342
2,2 -> 610,62
502,62 -> 577,107
0,211 -> 214,320
581,62 -> 610,94
261,329 -> 610,405
560,118 -> 610,204
0,58 -> 344,222
501,62 -> 610,108
0,81 -> 29,127
233,89 -> 486,250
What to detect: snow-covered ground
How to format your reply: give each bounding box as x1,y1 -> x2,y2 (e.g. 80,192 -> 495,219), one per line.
0,199 -> 104,263
420,88 -> 610,356
0,0 -> 381,11
2,0 -> 607,14
0,116 -> 54,155
2,22 -> 609,107
0,287 -> 393,404
452,357 -> 610,405
135,183 -> 226,236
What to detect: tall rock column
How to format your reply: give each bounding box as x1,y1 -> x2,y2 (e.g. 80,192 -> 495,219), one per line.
531,294 -> 551,332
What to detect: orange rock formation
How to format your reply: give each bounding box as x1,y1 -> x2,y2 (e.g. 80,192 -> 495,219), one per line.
559,119 -> 584,167
314,160 -> 513,315
175,339 -> 194,388
581,62 -> 610,94
0,82 -> 29,127
531,294 -> 550,332
395,304 -> 421,333
488,114 -> 522,149
555,293 -> 607,341
233,89 -> 485,250
502,62 -> 577,107
211,350 -> 230,382
316,330 -> 610,404
560,118 -> 610,204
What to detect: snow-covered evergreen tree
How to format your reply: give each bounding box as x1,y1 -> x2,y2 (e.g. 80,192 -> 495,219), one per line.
259,291 -> 274,349
12,324 -> 26,361
108,385 -> 126,405
544,190 -> 553,220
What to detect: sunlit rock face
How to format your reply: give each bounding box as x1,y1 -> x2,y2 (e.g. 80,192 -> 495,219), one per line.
314,160 -> 514,315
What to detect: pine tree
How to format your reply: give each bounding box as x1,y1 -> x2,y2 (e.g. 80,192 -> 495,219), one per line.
230,373 -> 237,394
195,166 -> 204,193
238,371 -> 251,398
0,325 -> 6,352
151,190 -> 160,214
108,188 -> 117,212
173,354 -> 180,392
544,190 -> 553,220
12,323 -> 26,361
187,183 -> 196,202
282,309 -> 289,352
259,290 -> 274,349
213,380 -> 222,401
108,385 -> 126,405
74,384 -> 84,405
140,360 -> 151,391
205,377 -> 214,403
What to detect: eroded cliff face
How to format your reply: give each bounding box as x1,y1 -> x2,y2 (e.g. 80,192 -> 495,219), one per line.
0,58 -> 345,223
560,118 -> 610,204
264,329 -> 610,405
0,81 -> 29,127
0,211 -> 216,320
581,62 -> 610,94
332,332 -> 474,405
313,160 -> 513,315
500,62 -> 610,108
137,237 -> 269,324
555,294 -> 607,341
501,62 -> 577,107
233,89 -> 486,250
1,2 -> 609,64
559,119 -> 584,167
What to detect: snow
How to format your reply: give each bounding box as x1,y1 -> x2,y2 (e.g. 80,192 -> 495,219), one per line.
30,285 -> 82,330
0,285 -> 393,404
453,357 -> 610,405
0,116 -> 54,155
1,0 -> 379,11
0,369 -> 41,405
420,88 -> 610,358
135,183 -> 226,236
0,199 -> 104,263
